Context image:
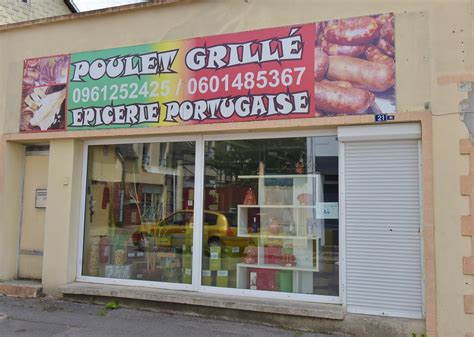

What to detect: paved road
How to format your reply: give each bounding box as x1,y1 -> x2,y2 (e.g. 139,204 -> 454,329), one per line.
0,295 -> 333,337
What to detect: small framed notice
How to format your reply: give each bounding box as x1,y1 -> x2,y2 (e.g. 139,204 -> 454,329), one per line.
35,189 -> 47,208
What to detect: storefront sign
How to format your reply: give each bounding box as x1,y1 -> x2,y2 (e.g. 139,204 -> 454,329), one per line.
20,13 -> 395,132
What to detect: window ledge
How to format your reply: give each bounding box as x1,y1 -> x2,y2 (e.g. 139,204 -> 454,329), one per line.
60,282 -> 345,320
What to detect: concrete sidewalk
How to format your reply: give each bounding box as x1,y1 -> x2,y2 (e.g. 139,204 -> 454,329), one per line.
0,295 -> 334,337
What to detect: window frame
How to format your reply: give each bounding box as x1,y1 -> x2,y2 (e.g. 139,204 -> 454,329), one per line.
198,130 -> 342,304
76,129 -> 344,304
77,135 -> 200,291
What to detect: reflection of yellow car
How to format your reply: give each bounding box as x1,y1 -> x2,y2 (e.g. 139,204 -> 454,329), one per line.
133,210 -> 251,249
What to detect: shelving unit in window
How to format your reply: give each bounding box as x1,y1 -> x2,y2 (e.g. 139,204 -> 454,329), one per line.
235,173 -> 338,293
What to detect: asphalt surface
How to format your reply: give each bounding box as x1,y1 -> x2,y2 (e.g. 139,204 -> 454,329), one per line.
0,295 -> 333,337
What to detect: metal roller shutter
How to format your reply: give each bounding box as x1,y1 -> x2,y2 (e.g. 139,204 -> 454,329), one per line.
343,139 -> 423,319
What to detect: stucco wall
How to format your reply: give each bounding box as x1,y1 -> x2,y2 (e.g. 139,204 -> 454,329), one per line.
0,1 -> 473,336
0,0 -> 71,25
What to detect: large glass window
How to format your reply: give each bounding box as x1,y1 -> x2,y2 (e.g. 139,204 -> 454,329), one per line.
82,141 -> 195,284
80,135 -> 339,298
201,136 -> 339,296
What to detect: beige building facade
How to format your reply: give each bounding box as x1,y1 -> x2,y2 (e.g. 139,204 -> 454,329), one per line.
0,0 -> 71,25
0,1 -> 473,336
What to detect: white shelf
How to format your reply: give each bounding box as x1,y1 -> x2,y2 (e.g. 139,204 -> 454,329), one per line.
236,172 -> 321,293
237,205 -> 322,238
238,233 -> 320,240
237,263 -> 318,272
237,174 -> 320,179
238,205 -> 317,209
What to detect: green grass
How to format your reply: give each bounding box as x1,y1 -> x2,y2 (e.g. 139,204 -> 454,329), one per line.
105,300 -> 119,310
97,299 -> 120,316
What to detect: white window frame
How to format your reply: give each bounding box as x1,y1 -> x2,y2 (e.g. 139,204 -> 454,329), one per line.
76,135 -> 200,292
76,129 -> 344,304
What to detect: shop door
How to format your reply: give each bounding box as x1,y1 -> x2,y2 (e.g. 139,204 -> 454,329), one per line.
17,146 -> 49,280
340,125 -> 423,319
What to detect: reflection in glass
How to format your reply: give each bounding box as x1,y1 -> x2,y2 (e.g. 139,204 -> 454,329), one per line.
201,136 -> 339,296
82,142 -> 195,284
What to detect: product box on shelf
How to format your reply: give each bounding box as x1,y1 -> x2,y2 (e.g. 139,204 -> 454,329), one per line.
210,245 -> 222,271
182,268 -> 192,284
182,253 -> 192,269
222,246 -> 240,257
202,270 -> 212,286
249,268 -> 278,291
113,248 -> 128,265
216,270 -> 229,287
264,246 -> 282,265
221,256 -> 241,271
277,270 -> 293,292
105,264 -> 133,279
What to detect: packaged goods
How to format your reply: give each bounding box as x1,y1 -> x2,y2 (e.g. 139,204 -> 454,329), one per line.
114,249 -> 127,265
105,264 -> 133,279
249,268 -> 278,291
217,270 -> 229,287
182,253 -> 192,269
264,246 -> 281,265
210,245 -> 221,271
202,270 -> 212,286
182,268 -> 192,284
277,270 -> 293,292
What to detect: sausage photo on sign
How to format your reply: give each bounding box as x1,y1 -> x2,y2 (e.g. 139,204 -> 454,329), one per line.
314,13 -> 395,116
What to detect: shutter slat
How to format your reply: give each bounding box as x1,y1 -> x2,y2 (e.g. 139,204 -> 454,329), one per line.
344,140 -> 423,319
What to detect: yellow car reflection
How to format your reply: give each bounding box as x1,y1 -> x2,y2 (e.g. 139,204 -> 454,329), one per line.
132,210 -> 251,249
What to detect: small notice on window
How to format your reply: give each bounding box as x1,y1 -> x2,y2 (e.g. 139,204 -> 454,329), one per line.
35,189 -> 47,208
315,202 -> 338,219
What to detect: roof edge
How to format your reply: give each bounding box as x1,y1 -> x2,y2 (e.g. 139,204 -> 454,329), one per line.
64,0 -> 79,13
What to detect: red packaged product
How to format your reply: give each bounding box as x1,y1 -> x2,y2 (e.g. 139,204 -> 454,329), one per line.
264,246 -> 281,265
249,268 -> 278,291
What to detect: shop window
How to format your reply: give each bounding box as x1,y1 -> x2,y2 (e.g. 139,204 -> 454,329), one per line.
80,135 -> 339,298
201,136 -> 339,297
81,141 -> 195,284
